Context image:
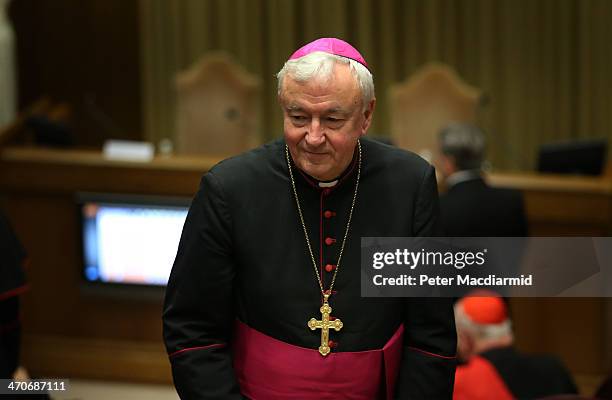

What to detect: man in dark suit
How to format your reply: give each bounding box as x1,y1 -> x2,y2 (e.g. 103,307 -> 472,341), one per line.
437,123 -> 528,237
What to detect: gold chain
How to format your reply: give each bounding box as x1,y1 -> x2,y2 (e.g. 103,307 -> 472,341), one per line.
285,141 -> 361,297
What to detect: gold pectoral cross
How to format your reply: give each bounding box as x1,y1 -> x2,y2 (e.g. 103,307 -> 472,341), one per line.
308,294 -> 343,356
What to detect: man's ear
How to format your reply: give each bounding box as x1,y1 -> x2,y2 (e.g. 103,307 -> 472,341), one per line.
457,331 -> 475,362
361,98 -> 376,135
439,154 -> 457,177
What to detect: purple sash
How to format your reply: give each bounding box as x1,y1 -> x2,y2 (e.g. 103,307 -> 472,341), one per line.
233,320 -> 404,400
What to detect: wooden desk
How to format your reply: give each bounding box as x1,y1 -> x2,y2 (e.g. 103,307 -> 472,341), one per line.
0,147 -> 220,196
0,147 -> 219,383
488,171 -> 612,235
1,147 -> 610,383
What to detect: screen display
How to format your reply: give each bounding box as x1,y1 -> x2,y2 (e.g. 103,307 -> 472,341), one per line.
80,196 -> 189,286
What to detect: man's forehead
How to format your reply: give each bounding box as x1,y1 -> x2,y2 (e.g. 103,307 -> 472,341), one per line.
281,81 -> 358,106
281,72 -> 360,108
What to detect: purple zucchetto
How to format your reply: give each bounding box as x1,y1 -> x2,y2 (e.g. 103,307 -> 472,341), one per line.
288,38 -> 369,69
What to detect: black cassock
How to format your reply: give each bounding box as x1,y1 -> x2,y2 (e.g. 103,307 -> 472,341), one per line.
0,210 -> 27,378
163,137 -> 457,399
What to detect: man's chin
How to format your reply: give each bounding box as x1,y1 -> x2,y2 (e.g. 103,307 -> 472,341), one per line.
299,163 -> 332,181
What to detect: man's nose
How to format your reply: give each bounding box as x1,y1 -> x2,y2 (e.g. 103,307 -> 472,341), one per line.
305,118 -> 325,145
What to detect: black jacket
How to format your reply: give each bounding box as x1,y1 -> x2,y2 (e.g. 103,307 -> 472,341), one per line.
481,346 -> 578,399
440,177 -> 527,237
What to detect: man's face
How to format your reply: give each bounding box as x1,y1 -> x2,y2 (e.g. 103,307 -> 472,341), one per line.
280,63 -> 375,181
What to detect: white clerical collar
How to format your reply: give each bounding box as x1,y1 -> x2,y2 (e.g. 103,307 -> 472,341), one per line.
318,180 -> 338,188
445,169 -> 481,189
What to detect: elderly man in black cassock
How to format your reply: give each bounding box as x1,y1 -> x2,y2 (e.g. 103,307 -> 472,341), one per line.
163,37 -> 457,399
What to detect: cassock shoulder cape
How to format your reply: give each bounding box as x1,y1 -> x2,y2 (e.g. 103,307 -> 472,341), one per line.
163,137 -> 457,399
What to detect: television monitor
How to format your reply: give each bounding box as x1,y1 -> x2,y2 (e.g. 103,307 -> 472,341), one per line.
537,138 -> 608,176
78,193 -> 190,287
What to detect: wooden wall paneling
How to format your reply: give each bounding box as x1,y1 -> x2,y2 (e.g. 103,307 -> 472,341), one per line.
511,298 -> 605,375
22,334 -> 171,383
8,0 -> 142,146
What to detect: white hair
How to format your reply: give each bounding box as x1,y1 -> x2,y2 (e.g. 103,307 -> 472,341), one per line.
454,303 -> 513,341
276,51 -> 375,110
439,123 -> 487,170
